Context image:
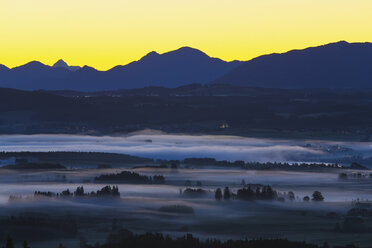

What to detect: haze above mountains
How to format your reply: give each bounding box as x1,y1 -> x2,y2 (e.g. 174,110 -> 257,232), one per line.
0,41 -> 371,91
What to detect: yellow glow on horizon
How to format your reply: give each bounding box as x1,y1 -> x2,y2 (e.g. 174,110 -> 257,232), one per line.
0,0 -> 371,70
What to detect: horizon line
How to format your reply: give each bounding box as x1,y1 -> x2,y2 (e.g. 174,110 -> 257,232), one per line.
1,40 -> 369,71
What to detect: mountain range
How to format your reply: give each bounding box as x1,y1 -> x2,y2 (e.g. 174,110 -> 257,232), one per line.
0,41 -> 372,91
0,47 -> 241,91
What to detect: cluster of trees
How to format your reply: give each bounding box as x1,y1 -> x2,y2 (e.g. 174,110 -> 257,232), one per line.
215,185 -> 324,202
237,185 -> 277,201
33,185 -> 120,198
180,188 -> 207,197
94,171 -> 165,184
339,172 -> 372,180
310,191 -> 324,202
215,186 -> 277,201
34,188 -> 74,197
0,236 -> 29,248
95,186 -> 120,197
242,162 -> 342,170
215,187 -> 230,200
156,159 -> 180,169
180,157 -> 342,170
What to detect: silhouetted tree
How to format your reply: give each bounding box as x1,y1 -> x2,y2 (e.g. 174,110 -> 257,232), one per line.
215,188 -> 222,200
61,188 -> 72,196
263,185 -> 277,200
153,175 -> 165,184
23,240 -> 29,248
6,236 -> 14,248
223,187 -> 231,200
58,243 -> 66,248
312,191 -> 324,201
303,196 -> 310,202
74,186 -> 84,196
255,187 -> 261,199
288,191 -> 295,201
182,188 -> 207,197
237,186 -> 255,200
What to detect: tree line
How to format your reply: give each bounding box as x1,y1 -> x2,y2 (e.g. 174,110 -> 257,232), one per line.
77,229 -> 353,248
159,157 -> 343,170
34,185 -> 120,198
94,171 -> 165,184
214,185 -> 324,202
9,186 -> 120,202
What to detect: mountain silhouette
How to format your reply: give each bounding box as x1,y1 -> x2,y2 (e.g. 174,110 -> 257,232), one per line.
53,59 -> 81,72
0,61 -> 71,89
213,41 -> 372,88
2,42 -> 372,91
0,64 -> 9,71
0,47 -> 242,91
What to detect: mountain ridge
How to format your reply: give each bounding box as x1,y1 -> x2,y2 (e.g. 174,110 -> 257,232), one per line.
1,41 -> 372,91
0,47 -> 242,91
213,41 -> 372,88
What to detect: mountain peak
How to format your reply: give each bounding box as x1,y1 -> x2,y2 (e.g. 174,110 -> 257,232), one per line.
138,47 -> 209,62
53,59 -> 81,72
168,46 -> 208,57
26,61 -> 46,66
53,59 -> 69,68
319,40 -> 350,49
17,61 -> 48,70
213,41 -> 372,88
331,40 -> 349,45
77,65 -> 97,73
140,51 -> 160,61
147,51 -> 159,56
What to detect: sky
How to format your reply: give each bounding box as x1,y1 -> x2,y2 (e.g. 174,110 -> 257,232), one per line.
0,0 -> 371,70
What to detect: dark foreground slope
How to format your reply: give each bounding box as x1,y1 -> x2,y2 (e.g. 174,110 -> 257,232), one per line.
1,86 -> 372,140
214,41 -> 372,88
80,231 -> 334,248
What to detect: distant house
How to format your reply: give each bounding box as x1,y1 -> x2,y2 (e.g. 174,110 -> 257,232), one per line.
219,123 -> 229,129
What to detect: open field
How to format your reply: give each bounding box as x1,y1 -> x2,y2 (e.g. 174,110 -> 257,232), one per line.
0,144 -> 371,247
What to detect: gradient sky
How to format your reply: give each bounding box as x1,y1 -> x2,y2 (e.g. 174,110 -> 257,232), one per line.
1,0 -> 371,70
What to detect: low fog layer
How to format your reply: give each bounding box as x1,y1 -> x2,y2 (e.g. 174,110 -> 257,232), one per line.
0,133 -> 371,164
1,168 -> 371,205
